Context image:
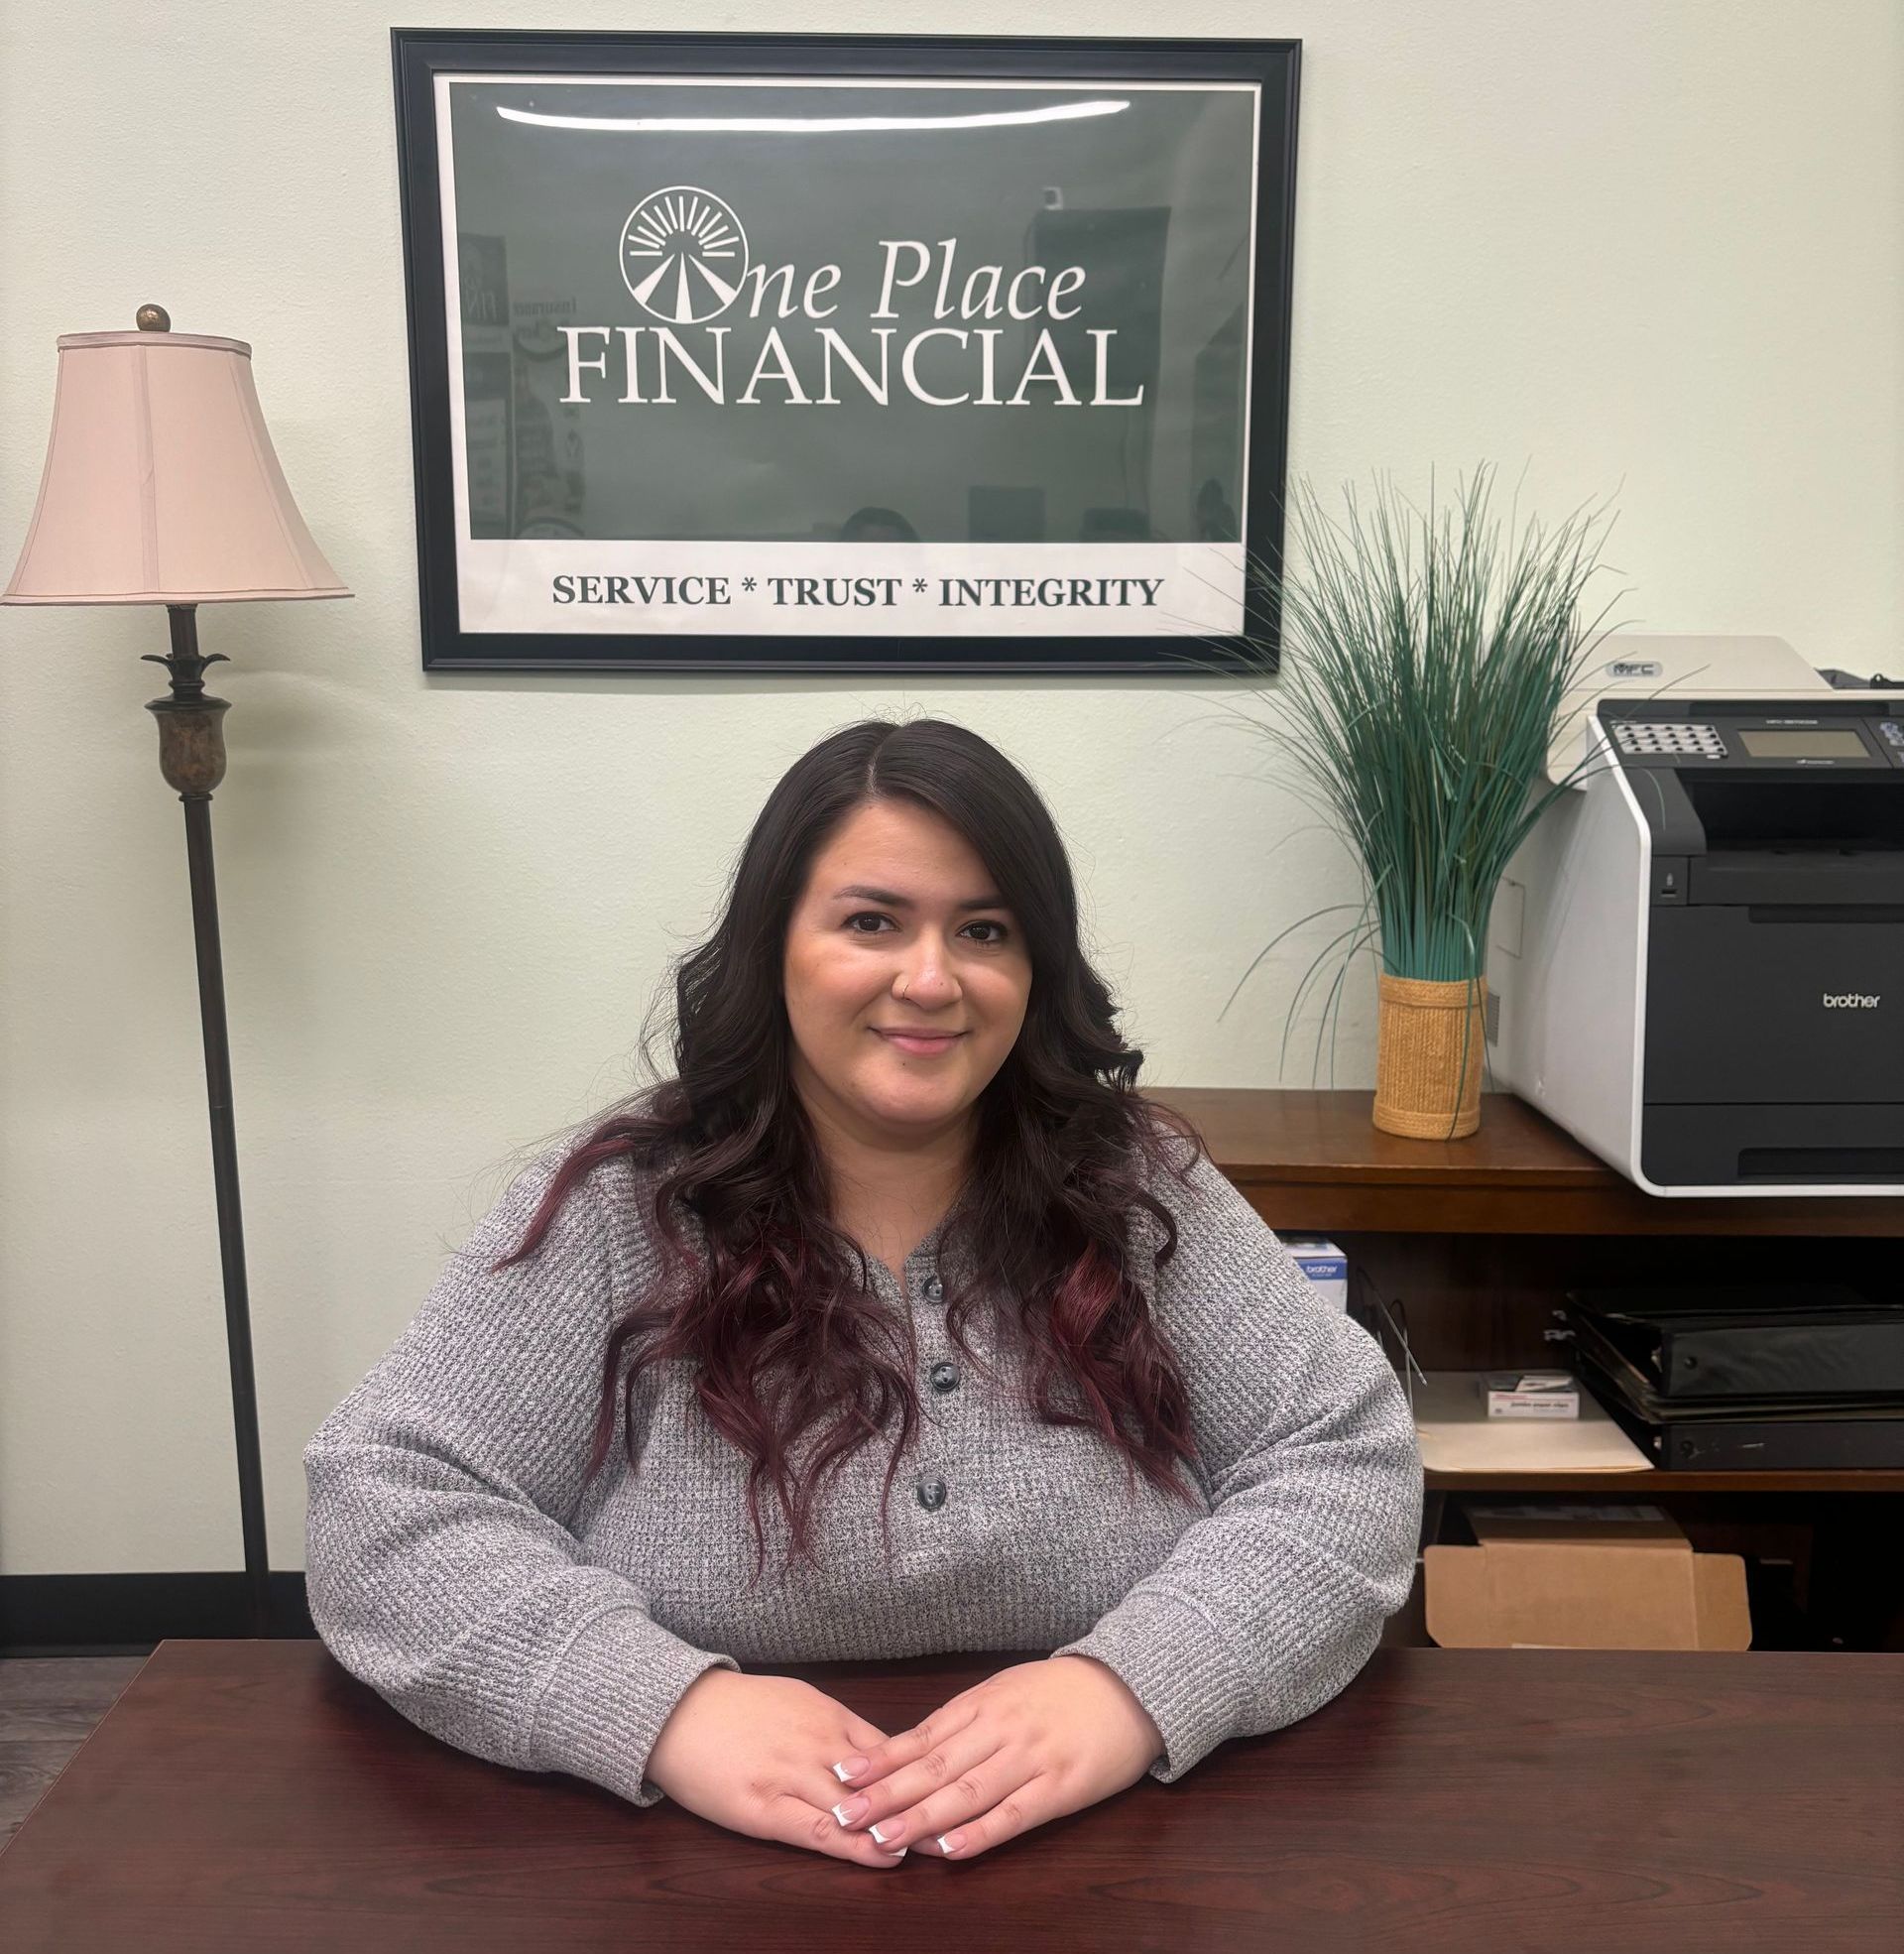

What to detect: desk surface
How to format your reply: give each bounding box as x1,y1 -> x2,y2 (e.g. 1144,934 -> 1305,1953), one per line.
2,1642 -> 1900,1952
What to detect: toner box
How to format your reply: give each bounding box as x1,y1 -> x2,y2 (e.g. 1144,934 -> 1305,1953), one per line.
1283,1238 -> 1348,1311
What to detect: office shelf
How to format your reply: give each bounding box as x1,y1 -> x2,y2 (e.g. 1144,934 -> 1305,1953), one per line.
1143,1087 -> 1904,1238
1141,1086 -> 1904,1516
1426,1468 -> 1904,1493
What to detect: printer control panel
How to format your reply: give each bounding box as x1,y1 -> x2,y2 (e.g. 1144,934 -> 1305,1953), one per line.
1602,701 -> 1904,771
1612,721 -> 1727,761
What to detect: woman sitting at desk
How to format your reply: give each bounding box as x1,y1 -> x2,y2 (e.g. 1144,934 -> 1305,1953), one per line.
303,717 -> 1423,1868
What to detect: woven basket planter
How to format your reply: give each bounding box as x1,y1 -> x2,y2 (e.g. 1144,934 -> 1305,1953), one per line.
1372,973 -> 1488,1139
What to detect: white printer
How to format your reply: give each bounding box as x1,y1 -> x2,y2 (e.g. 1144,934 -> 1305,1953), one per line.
1486,636 -> 1903,1195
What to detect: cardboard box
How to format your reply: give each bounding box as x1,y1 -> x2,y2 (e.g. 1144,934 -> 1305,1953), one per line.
1424,1501 -> 1752,1649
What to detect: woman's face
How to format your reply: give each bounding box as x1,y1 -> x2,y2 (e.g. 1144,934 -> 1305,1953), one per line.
783,798 -> 1032,1151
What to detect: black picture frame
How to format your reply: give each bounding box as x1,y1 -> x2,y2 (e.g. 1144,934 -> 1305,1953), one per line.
392,28 -> 1299,673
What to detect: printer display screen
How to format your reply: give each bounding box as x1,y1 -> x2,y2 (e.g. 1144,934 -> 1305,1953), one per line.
1738,729 -> 1870,759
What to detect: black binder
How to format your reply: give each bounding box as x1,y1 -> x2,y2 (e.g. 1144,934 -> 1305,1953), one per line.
1563,1287 -> 1904,1402
1576,1342 -> 1904,1470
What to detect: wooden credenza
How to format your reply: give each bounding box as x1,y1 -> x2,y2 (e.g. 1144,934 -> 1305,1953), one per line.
1142,1087 -> 1904,1648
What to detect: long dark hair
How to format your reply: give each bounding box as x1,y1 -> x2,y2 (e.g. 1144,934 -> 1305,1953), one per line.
492,716 -> 1212,1586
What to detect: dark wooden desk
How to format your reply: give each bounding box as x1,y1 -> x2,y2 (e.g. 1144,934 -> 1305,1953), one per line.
1,1641 -> 1898,1952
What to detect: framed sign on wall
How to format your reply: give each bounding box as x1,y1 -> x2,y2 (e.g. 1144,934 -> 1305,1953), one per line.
391,30 -> 1300,672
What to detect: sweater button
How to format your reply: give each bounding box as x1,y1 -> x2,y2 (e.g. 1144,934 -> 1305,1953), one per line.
928,1360 -> 960,1394
916,1476 -> 947,1511
920,1275 -> 944,1302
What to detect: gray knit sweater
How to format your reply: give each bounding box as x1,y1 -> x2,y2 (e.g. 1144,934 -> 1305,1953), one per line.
302,1130 -> 1423,1811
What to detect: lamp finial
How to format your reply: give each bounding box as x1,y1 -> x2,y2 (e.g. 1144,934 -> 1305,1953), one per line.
135,304 -> 171,332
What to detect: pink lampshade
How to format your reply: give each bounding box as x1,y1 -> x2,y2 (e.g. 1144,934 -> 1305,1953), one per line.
2,329 -> 350,605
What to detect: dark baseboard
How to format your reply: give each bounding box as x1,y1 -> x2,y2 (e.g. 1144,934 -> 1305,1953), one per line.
0,1572 -> 314,1655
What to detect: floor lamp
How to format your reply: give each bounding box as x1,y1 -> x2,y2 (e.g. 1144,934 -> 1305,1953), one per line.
3,305 -> 350,1639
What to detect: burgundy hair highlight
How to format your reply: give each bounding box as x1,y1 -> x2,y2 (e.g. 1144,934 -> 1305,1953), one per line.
490,717 -> 1214,1588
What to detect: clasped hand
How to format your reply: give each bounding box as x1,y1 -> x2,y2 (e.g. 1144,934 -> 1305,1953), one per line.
647,1654 -> 1161,1868
826,1653 -> 1162,1863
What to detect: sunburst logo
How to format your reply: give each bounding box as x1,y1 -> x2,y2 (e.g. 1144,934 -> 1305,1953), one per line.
619,186 -> 750,324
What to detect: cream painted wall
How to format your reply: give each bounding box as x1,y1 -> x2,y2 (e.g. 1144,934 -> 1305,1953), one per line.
1,1 -> 1898,1578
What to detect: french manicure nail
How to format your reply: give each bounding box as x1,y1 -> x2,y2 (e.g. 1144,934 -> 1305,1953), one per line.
937,1831 -> 964,1855
832,1795 -> 870,1826
832,1756 -> 870,1780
